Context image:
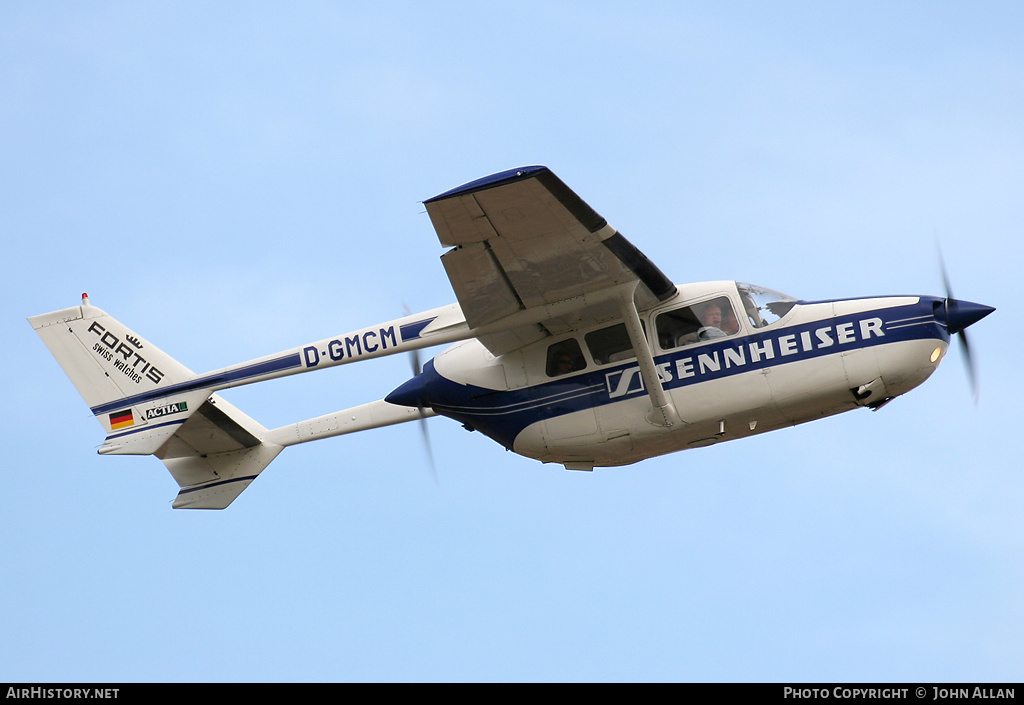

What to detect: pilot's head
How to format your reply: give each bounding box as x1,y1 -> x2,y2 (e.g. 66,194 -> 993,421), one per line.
701,303 -> 722,328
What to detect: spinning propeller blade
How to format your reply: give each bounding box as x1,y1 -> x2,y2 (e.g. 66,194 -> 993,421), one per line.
405,306 -> 438,482
938,250 -> 995,403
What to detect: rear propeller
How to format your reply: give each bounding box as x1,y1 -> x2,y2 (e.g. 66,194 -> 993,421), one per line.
938,250 -> 995,403
404,306 -> 438,483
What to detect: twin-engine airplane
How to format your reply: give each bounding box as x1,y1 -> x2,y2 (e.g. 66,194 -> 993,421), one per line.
30,166 -> 994,509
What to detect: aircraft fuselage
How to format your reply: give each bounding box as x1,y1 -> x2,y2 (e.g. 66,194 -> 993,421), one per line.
387,283 -> 959,470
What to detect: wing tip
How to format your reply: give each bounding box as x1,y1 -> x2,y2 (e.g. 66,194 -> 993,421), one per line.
425,165 -> 549,203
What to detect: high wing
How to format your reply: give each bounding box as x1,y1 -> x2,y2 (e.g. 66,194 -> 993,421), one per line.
424,166 -> 676,355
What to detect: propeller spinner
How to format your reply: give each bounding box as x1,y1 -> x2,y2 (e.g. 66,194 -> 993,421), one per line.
939,256 -> 995,402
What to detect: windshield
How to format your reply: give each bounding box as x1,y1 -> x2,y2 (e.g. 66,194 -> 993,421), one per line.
737,282 -> 797,328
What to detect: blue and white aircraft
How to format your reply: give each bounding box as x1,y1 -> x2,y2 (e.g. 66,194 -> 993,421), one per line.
29,166 -> 994,509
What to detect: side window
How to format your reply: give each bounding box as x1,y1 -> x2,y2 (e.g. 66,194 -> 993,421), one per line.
656,297 -> 739,350
546,339 -> 587,377
585,323 -> 635,366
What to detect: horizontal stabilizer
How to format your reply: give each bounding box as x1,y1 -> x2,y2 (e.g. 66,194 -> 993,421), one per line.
168,443 -> 283,509
158,395 -> 277,509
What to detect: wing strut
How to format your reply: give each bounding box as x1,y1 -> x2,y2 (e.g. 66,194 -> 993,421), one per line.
618,285 -> 679,427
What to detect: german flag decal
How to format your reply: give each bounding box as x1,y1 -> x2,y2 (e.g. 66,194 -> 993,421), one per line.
109,409 -> 135,431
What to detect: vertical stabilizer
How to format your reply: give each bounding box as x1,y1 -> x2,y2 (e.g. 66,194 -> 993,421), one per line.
28,298 -> 195,436
29,297 -> 281,509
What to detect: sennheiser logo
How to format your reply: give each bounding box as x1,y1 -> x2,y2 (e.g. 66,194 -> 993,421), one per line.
606,367 -> 645,399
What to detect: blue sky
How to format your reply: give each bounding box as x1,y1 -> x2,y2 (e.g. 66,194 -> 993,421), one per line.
2,1 -> 1021,682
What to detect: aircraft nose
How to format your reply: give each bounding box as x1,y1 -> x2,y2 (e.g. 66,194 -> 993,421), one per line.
944,298 -> 995,335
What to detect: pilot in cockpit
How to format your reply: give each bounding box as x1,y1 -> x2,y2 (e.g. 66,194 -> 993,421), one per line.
697,301 -> 728,341
656,297 -> 738,350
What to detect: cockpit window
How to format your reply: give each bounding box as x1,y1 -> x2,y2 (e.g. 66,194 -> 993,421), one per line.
546,338 -> 587,377
737,282 -> 797,328
656,296 -> 739,350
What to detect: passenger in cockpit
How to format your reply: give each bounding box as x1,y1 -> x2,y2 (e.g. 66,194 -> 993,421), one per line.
547,340 -> 586,377
553,352 -> 579,375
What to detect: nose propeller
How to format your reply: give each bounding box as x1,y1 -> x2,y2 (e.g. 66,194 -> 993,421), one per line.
944,298 -> 995,336
939,254 -> 995,403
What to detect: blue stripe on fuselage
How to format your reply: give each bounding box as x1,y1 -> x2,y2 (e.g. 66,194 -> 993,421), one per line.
414,297 -> 948,448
